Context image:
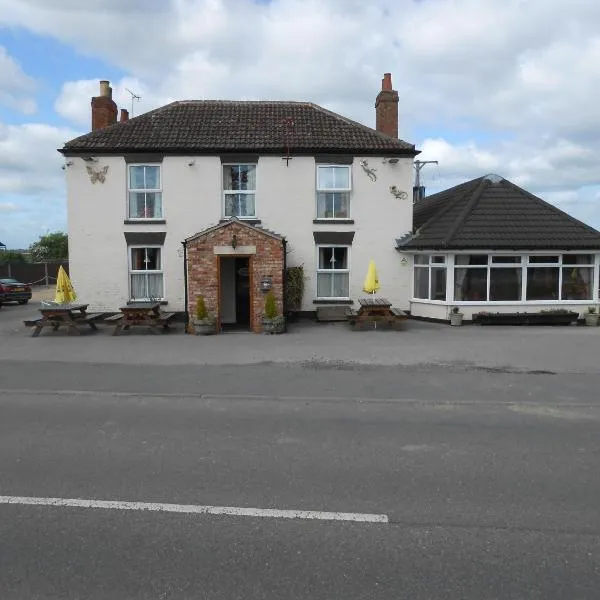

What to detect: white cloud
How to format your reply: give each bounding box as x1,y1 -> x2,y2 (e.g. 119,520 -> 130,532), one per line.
1,0 -> 600,243
0,46 -> 36,113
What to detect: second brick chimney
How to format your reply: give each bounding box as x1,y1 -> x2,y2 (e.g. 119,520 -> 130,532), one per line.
91,80 -> 118,131
375,73 -> 399,138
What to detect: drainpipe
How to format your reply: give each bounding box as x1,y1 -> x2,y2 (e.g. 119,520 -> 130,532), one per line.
181,239 -> 189,334
282,237 -> 288,314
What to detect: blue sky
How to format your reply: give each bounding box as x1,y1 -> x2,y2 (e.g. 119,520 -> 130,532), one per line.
0,0 -> 599,249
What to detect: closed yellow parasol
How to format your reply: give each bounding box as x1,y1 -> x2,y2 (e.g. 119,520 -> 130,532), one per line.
54,265 -> 77,304
363,260 -> 380,294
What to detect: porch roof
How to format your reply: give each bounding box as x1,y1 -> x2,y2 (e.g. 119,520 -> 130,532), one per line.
184,217 -> 284,243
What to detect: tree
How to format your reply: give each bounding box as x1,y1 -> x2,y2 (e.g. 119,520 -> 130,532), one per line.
29,232 -> 69,262
0,250 -> 27,264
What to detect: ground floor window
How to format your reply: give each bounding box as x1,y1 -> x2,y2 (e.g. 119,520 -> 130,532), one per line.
413,255 -> 447,300
413,253 -> 595,302
129,247 -> 164,300
316,245 -> 350,298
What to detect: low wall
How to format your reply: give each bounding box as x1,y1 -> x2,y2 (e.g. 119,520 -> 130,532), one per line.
410,300 -> 590,322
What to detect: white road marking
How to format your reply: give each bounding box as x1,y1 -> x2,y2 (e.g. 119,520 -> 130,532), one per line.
0,495 -> 388,524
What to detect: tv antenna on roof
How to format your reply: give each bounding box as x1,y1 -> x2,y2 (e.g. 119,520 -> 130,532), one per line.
125,88 -> 141,117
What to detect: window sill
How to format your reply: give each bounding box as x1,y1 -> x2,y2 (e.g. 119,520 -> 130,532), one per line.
127,300 -> 168,305
313,219 -> 354,225
410,299 -> 594,305
220,218 -> 261,225
124,219 -> 166,225
313,298 -> 353,305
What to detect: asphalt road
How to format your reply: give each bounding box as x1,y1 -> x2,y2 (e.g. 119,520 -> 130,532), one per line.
1,359 -> 599,599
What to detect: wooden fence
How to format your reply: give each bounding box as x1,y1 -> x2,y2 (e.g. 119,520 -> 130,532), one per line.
0,261 -> 69,286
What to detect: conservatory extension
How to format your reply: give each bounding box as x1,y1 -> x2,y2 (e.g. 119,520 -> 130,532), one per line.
398,175 -> 600,322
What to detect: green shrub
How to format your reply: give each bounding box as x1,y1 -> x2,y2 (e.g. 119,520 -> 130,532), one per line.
284,265 -> 304,311
195,295 -> 208,320
264,291 -> 278,319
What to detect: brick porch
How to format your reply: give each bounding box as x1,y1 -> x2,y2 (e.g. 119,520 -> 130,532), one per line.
185,219 -> 285,333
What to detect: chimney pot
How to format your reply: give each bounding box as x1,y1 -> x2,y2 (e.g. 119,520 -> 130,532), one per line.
120,108 -> 129,123
375,72 -> 399,139
99,80 -> 112,98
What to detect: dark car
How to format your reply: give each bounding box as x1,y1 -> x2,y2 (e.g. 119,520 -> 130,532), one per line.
0,278 -> 32,305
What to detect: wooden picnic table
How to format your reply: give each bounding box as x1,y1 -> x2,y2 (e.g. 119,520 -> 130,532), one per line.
25,303 -> 101,337
109,302 -> 176,336
347,297 -> 408,330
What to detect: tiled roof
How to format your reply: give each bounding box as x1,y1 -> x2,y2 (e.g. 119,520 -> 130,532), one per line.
399,175 -> 600,250
61,100 -> 416,155
185,217 -> 284,243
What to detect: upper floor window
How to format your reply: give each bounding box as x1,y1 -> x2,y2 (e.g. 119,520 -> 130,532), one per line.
223,164 -> 256,218
316,165 -> 351,219
128,165 -> 162,219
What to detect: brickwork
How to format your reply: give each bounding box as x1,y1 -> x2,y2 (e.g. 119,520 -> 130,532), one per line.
375,72 -> 399,139
186,221 -> 284,333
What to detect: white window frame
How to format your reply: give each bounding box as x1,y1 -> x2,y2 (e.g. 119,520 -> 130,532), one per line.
316,244 -> 351,300
222,163 -> 257,219
412,254 -> 448,301
316,164 -> 352,220
127,164 -> 163,220
128,245 -> 165,301
411,251 -> 600,305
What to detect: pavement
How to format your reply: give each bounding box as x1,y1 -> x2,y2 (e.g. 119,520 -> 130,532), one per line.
1,291 -> 600,373
1,295 -> 600,598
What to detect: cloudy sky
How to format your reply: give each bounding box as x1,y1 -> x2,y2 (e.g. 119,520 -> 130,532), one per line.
0,0 -> 598,248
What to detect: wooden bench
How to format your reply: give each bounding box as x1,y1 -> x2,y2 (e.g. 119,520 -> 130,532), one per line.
80,313 -> 104,330
345,308 -> 359,327
110,307 -> 176,336
157,312 -> 176,331
104,314 -> 124,323
23,317 -> 44,327
24,304 -> 100,337
347,301 -> 408,331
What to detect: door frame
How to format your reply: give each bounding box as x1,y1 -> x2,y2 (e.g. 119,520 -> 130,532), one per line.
217,254 -> 254,332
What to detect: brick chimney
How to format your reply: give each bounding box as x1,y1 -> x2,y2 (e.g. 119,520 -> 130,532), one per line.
91,80 -> 118,131
119,108 -> 129,123
375,73 -> 399,138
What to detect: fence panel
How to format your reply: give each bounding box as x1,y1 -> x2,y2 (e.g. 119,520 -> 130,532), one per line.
0,261 -> 69,285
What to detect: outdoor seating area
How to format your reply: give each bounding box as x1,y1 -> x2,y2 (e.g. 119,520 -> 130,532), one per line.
346,297 -> 408,331
109,302 -> 176,336
24,303 -> 104,337
21,266 -> 179,338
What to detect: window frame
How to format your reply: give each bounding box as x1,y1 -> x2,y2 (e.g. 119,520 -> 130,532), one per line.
127,164 -> 163,220
450,253 -> 595,303
222,163 -> 257,219
413,254 -> 448,301
316,164 -> 352,220
315,244 -> 351,300
411,252 -> 599,305
128,245 -> 165,301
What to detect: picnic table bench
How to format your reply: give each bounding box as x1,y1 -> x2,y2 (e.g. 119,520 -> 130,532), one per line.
346,297 -> 408,331
110,302 -> 176,336
24,304 -> 103,337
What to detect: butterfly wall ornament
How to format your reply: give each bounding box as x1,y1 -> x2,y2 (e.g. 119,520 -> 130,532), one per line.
86,165 -> 109,184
